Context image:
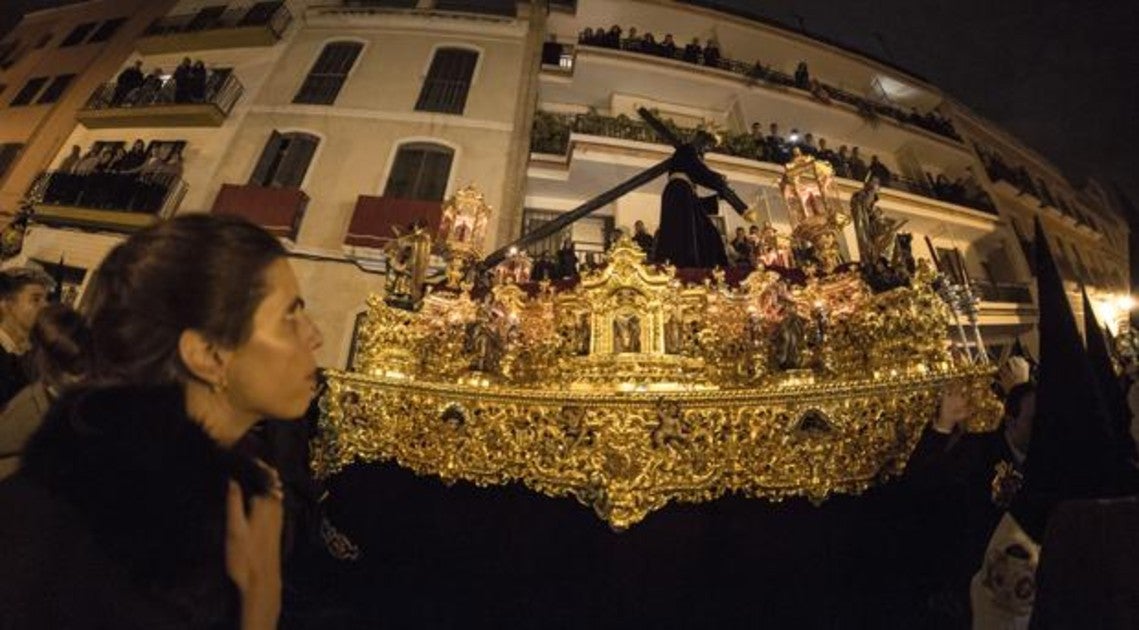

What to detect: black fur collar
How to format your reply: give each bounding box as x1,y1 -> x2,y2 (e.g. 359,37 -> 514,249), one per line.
20,384 -> 271,589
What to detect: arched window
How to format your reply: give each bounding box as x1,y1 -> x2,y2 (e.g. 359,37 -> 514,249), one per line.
293,41 -> 362,105
414,47 -> 477,114
249,131 -> 319,188
383,142 -> 453,201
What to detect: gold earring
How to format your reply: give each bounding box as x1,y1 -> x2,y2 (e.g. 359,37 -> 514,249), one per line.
211,378 -> 228,394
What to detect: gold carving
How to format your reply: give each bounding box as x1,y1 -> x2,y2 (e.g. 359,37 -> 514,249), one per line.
315,234 -> 1001,529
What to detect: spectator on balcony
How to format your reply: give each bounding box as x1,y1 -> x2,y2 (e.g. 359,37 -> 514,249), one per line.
801,133 -> 818,157
632,220 -> 654,254
56,145 -> 81,175
173,57 -> 193,103
641,33 -> 659,56
604,25 -> 622,49
731,227 -> 753,267
531,252 -> 556,282
659,34 -> 677,58
794,61 -> 810,89
134,68 -> 164,105
749,123 -> 767,160
868,155 -> 892,187
848,147 -> 868,181
766,123 -> 789,164
188,60 -> 208,103
556,238 -> 578,279
623,27 -> 640,52
112,60 -> 144,107
744,60 -> 769,85
702,38 -> 721,68
682,37 -> 702,64
817,138 -> 837,166
834,145 -> 851,178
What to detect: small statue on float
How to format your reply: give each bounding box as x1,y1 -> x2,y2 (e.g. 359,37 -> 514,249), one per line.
383,221 -> 431,310
779,148 -> 850,274
438,184 -> 493,289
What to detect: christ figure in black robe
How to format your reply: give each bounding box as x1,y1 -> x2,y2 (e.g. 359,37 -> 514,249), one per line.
650,144 -> 730,269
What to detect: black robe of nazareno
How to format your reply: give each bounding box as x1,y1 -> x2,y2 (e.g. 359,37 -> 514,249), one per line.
651,176 -> 727,269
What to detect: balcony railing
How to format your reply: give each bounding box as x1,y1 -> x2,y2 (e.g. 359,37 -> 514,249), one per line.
531,111 -> 995,214
346,196 -> 443,248
572,42 -> 963,143
137,2 -> 291,54
211,183 -> 307,241
77,71 -> 243,128
30,170 -> 186,231
971,280 -> 1033,304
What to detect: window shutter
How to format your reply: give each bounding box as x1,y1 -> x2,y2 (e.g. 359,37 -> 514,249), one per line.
249,131 -> 284,186
274,134 -> 318,188
415,48 -> 477,114
383,144 -> 454,201
294,42 -> 362,105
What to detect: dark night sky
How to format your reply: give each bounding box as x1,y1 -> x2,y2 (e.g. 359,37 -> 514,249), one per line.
4,0 -> 1137,209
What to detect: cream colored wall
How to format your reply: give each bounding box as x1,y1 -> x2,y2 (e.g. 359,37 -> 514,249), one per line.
288,255 -> 387,368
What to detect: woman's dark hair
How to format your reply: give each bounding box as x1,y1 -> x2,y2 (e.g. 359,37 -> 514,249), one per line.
31,303 -> 90,389
82,214 -> 286,385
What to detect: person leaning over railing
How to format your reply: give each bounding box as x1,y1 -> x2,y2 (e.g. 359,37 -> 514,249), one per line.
0,215 -> 323,629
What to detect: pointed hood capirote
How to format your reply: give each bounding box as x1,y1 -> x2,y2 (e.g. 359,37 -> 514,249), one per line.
1009,220 -> 1137,540
1082,288 -> 1138,461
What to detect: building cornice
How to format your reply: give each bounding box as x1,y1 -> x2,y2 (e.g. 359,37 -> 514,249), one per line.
246,105 -> 515,132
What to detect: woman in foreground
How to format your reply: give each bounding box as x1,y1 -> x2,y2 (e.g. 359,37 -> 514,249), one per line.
0,214 -> 322,629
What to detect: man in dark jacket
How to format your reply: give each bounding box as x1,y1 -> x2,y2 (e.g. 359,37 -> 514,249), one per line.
0,267 -> 52,408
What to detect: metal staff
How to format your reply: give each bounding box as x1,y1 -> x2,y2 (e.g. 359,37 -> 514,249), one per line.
925,236 -> 973,363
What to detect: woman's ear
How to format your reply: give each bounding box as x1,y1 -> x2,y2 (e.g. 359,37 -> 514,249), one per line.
178,329 -> 230,386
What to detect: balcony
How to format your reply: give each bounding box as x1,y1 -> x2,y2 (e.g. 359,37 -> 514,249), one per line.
137,2 -> 291,54
567,41 -> 963,145
77,72 -> 243,129
211,183 -> 307,240
971,280 -> 1033,304
531,111 -> 995,215
345,196 -> 443,248
30,171 -> 186,231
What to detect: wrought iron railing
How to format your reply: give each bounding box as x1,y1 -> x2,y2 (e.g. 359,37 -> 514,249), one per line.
572,41 -> 963,143
32,169 -> 187,218
144,2 -> 291,39
83,71 -> 244,116
530,110 -> 995,214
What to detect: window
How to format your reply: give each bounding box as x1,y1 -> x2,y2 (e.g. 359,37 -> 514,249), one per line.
35,74 -> 76,104
9,77 -> 47,106
240,1 -> 285,26
87,18 -> 127,43
415,48 -> 478,114
383,143 -> 454,201
293,42 -> 362,105
0,143 -> 23,181
249,131 -> 319,188
59,22 -> 96,47
186,6 -> 226,31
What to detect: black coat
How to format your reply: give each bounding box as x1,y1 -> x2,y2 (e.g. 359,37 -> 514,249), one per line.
0,384 -> 273,629
651,177 -> 727,269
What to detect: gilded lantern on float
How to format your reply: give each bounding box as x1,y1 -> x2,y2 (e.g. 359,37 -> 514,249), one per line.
778,150 -> 849,273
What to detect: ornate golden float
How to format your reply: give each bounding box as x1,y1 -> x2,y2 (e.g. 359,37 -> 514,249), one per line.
312,179 -> 1000,529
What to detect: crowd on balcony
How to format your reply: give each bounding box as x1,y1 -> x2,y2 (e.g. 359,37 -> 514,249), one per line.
39,139 -> 184,213
96,58 -> 224,109
574,25 -> 962,142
